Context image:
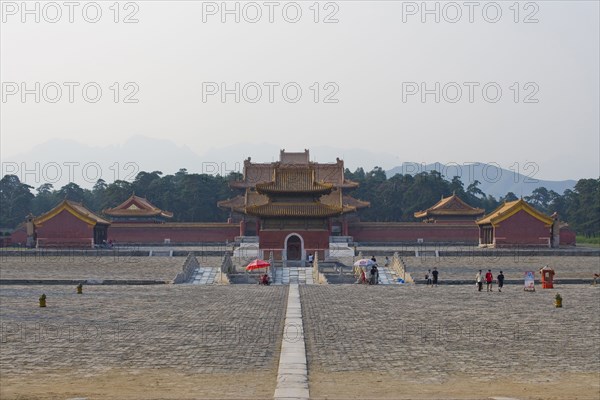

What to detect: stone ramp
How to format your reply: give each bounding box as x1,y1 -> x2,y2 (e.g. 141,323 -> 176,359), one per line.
191,266 -> 218,284
188,256 -> 226,285
272,266 -> 314,285
377,265 -> 397,284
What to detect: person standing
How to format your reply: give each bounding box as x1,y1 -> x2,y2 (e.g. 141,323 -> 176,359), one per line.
485,269 -> 493,292
497,271 -> 505,292
370,264 -> 378,285
426,269 -> 432,286
476,270 -> 483,292
356,267 -> 367,284
432,267 -> 439,287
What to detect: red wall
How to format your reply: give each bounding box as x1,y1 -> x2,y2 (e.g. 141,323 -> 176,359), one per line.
108,223 -> 238,244
35,210 -> 95,247
559,227 -> 576,246
348,222 -> 479,243
9,226 -> 27,246
494,210 -> 551,247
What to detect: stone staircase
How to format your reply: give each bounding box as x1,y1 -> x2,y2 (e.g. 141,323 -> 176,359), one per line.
191,266 -> 218,285
272,266 -> 314,285
377,265 -> 397,284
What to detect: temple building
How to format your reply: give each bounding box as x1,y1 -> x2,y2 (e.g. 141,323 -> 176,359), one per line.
476,199 -> 555,248
414,193 -> 484,224
5,153 -> 578,249
103,194 -> 173,223
33,200 -> 110,248
218,150 -> 369,261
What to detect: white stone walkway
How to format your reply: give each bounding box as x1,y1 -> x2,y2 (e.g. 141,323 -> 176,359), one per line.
274,284 -> 309,400
377,265 -> 397,284
191,267 -> 218,284
272,267 -> 314,285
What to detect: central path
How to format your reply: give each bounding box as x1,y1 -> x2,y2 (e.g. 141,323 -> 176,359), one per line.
274,284 -> 310,400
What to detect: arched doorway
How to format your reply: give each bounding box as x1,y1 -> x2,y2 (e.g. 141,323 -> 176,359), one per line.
286,234 -> 302,261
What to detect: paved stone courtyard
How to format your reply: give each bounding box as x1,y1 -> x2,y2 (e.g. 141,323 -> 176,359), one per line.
402,255 -> 600,281
300,284 -> 600,398
1,285 -> 288,399
0,256 -> 185,281
1,273 -> 599,399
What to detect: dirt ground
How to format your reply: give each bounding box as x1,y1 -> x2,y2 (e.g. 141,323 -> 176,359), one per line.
2,370 -> 597,399
308,371 -> 600,399
0,369 -> 276,400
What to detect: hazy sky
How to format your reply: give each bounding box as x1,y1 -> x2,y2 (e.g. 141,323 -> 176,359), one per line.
1,0 -> 599,182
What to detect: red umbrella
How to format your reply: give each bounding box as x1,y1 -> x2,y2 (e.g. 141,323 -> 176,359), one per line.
245,259 -> 271,271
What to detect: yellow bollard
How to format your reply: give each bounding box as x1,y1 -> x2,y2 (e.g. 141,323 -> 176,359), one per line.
554,293 -> 562,308
39,294 -> 46,307
77,283 -> 83,294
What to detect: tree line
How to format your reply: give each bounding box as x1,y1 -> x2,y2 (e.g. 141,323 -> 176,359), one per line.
1,168 -> 598,237
344,167 -> 599,237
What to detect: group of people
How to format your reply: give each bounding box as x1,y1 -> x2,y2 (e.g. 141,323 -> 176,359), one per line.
421,268 -> 506,291
475,269 -> 505,292
357,256 -> 380,285
424,267 -> 439,287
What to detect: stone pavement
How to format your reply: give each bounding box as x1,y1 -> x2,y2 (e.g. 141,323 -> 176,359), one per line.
299,285 -> 600,386
402,255 -> 600,281
0,256 -> 183,281
1,285 -> 288,376
1,282 -> 599,399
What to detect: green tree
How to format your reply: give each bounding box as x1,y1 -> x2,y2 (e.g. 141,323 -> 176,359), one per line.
57,182 -> 86,202
500,192 -> 519,202
525,187 -> 552,213
0,175 -> 34,228
566,178 -> 600,237
31,183 -> 58,215
103,180 -> 133,211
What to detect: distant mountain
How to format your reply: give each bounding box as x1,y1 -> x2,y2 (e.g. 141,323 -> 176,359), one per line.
386,162 -> 576,199
1,138 -> 402,189
2,138 -> 577,198
1,136 -> 209,190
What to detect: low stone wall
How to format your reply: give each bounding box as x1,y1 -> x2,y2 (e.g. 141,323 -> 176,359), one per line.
216,253 -> 234,284
173,253 -> 199,284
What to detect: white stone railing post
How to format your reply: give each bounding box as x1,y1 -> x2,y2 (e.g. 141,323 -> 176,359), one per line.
391,251 -> 413,283
312,252 -> 319,283
269,251 -> 274,282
